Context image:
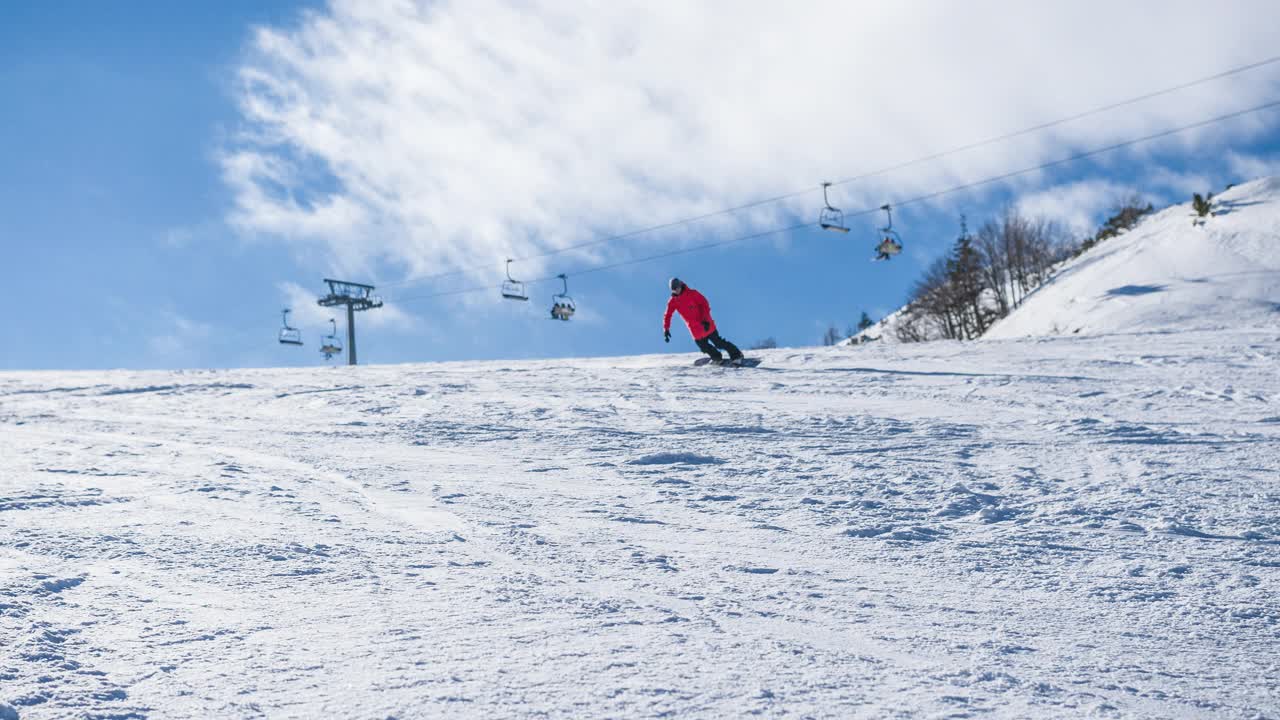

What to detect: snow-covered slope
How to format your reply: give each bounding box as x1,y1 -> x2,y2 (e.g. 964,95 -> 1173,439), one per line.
845,305 -> 903,344
987,177 -> 1280,339
2,331 -> 1278,718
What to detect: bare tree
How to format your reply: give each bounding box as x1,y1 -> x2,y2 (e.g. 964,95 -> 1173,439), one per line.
896,209 -> 1069,343
946,231 -> 989,338
976,218 -> 1010,317
977,208 -> 1066,314
904,256 -> 964,340
894,303 -> 934,342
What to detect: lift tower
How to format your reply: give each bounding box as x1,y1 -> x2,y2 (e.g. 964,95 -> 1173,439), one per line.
317,279 -> 383,366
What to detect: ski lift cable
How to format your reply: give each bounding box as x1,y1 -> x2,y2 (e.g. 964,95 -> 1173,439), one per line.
394,222 -> 812,302
828,52 -> 1280,188
378,53 -> 1280,291
379,188 -> 817,290
389,98 -> 1280,305
884,98 -> 1280,212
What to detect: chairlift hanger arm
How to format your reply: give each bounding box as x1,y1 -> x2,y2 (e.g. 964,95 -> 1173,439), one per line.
822,181 -> 837,211
880,204 -> 894,230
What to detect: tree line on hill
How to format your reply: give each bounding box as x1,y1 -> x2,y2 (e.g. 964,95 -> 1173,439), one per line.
797,189 -> 1227,347
818,312 -> 875,347
893,197 -> 1155,342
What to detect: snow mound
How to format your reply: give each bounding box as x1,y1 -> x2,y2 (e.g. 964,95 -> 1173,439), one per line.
37,576 -> 85,595
626,452 -> 724,466
987,177 -> 1280,338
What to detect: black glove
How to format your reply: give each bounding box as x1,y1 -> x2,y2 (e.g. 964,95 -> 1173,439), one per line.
701,321 -> 710,332
664,330 -> 671,343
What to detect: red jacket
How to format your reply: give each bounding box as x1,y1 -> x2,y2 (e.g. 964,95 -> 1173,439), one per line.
664,287 -> 717,340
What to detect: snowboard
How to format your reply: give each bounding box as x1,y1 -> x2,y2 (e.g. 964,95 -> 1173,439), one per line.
693,357 -> 761,368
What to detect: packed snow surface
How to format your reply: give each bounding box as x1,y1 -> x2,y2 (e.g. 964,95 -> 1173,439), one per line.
2,330 -> 1279,718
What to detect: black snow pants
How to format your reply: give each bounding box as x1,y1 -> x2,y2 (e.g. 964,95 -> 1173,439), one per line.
695,330 -> 742,361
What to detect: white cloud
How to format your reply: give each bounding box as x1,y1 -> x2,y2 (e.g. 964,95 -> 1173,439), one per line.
161,227 -> 195,249
159,220 -> 226,250
148,311 -> 213,358
1015,179 -> 1143,238
1141,167 -> 1216,199
225,0 -> 1280,284
279,281 -> 330,327
1226,150 -> 1280,182
279,280 -> 419,332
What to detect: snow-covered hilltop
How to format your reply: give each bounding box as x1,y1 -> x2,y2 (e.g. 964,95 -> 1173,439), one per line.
2,327 -> 1278,718
856,176 -> 1280,344
988,177 -> 1280,339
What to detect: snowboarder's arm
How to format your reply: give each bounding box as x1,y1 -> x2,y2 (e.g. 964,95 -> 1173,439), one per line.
695,292 -> 711,324
663,297 -> 676,332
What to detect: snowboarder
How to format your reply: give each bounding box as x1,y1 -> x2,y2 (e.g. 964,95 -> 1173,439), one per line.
663,277 -> 744,363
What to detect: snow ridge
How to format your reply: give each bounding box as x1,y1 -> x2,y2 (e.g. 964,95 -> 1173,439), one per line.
855,176 -> 1280,344
988,176 -> 1280,338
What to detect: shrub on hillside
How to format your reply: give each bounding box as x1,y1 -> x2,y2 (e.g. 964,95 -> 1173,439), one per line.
1095,195 -> 1154,243
1192,192 -> 1214,225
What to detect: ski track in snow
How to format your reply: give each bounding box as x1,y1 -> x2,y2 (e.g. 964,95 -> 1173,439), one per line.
1,329 -> 1278,718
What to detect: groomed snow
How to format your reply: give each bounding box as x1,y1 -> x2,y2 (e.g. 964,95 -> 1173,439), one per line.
2,329 -> 1278,718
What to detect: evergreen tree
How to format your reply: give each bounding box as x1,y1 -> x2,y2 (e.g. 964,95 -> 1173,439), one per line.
1095,196 -> 1153,242
945,230 -> 988,339
1192,192 -> 1214,221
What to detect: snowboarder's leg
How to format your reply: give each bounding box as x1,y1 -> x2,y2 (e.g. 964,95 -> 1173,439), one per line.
695,335 -> 724,361
707,331 -> 743,360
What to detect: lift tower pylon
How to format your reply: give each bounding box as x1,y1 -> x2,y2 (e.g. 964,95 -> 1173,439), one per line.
316,279 -> 383,366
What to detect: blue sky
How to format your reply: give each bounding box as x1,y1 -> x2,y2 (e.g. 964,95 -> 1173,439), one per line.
3,1 -> 1279,371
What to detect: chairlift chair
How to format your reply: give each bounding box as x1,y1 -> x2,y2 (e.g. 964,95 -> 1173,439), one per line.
501,258 -> 529,301
278,309 -> 303,346
819,182 -> 850,233
319,319 -> 343,360
549,274 -> 575,321
876,204 -> 904,259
